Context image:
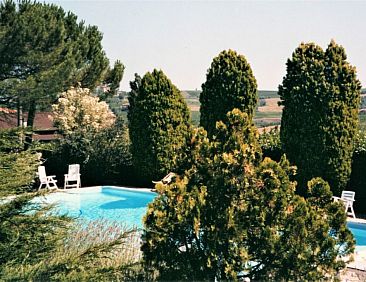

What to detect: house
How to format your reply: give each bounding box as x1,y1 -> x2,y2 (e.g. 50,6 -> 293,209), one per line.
0,108 -> 60,141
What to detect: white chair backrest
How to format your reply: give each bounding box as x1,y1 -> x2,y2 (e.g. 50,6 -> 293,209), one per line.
38,166 -> 47,182
68,164 -> 80,180
163,172 -> 174,181
341,190 -> 355,201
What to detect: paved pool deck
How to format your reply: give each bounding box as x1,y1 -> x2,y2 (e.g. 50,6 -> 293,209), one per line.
346,217 -> 366,273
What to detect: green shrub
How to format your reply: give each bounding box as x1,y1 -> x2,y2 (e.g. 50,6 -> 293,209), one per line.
0,151 -> 40,196
258,126 -> 282,162
43,118 -> 133,187
142,109 -> 353,281
0,128 -> 25,153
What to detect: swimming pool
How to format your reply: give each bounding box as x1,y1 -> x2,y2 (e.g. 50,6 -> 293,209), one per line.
36,187 -> 366,248
36,186 -> 156,228
347,221 -> 366,248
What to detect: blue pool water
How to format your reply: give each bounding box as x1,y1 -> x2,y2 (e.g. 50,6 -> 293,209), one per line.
36,187 -> 366,248
37,187 -> 156,228
347,221 -> 366,247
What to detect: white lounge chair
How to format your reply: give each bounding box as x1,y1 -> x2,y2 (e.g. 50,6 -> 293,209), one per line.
152,172 -> 176,185
333,190 -> 356,218
38,166 -> 58,190
64,164 -> 81,189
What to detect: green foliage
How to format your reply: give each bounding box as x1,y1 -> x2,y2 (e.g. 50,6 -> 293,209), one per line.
258,126 -> 282,161
279,41 -> 361,195
44,118 -> 133,187
0,127 -> 25,153
0,149 -> 40,196
0,194 -> 145,280
103,60 -> 125,98
0,0 -> 110,127
142,109 -> 353,281
1,220 -> 145,281
128,70 -> 191,184
0,195 -> 71,270
200,49 -> 257,137
348,130 -> 366,213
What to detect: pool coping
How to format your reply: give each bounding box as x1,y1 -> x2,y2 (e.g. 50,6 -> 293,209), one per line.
54,185 -> 154,194
346,217 -> 366,271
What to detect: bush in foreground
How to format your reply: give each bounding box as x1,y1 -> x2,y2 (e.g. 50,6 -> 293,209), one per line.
142,109 -> 354,281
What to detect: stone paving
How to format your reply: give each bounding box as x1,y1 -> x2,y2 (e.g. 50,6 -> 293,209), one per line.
340,268 -> 366,281
340,218 -> 366,281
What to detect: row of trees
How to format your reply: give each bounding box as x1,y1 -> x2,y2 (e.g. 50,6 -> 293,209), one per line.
126,45 -> 360,279
128,43 -> 360,198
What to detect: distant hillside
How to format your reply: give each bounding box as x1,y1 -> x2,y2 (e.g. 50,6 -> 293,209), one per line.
182,90 -> 201,99
182,90 -> 278,99
258,90 -> 278,99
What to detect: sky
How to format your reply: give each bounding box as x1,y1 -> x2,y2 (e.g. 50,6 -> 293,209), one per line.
46,1 -> 366,91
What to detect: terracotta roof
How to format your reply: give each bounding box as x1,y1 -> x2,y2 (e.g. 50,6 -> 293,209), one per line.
33,112 -> 56,130
0,110 -> 56,130
0,107 -> 17,114
0,111 -> 17,129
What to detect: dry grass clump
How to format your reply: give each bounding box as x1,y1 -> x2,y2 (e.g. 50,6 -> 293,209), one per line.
2,220 -> 146,281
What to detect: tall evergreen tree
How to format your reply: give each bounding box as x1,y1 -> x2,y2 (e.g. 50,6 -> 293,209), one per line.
279,41 -> 361,195
128,70 -> 191,183
200,49 -> 257,137
0,0 -> 110,128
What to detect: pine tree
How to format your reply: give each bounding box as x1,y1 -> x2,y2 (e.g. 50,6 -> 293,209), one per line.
200,49 -> 257,137
128,70 -> 191,183
0,0 -> 110,129
142,109 -> 354,280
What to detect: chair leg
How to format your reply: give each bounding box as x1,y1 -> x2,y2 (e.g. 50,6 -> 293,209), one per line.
345,202 -> 356,219
350,206 -> 356,219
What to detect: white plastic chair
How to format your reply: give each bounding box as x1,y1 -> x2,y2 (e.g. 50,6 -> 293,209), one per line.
152,172 -> 176,185
64,164 -> 81,189
333,190 -> 356,218
38,166 -> 58,190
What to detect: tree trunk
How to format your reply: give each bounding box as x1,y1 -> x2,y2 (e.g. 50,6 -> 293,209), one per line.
24,99 -> 36,149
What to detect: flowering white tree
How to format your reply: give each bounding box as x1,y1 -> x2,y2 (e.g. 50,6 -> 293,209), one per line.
52,86 -> 115,134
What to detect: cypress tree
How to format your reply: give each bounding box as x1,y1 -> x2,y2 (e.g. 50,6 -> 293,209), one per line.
323,41 -> 361,194
128,70 -> 191,183
200,49 -> 257,137
279,41 -> 361,195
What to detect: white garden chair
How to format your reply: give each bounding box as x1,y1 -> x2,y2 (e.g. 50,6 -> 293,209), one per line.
152,172 -> 176,185
64,164 -> 81,189
333,190 -> 356,218
38,166 -> 58,190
